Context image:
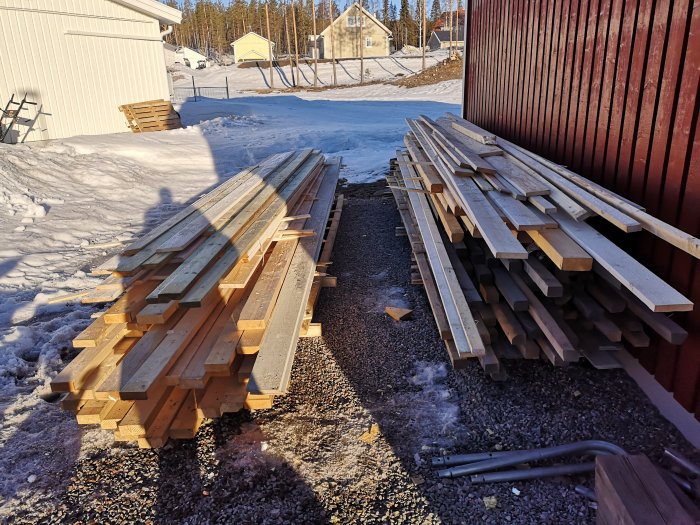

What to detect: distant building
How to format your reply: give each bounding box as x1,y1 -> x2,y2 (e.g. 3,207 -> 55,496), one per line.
428,29 -> 465,51
177,46 -> 209,69
0,0 -> 181,142
433,8 -> 465,32
309,3 -> 392,60
231,32 -> 276,62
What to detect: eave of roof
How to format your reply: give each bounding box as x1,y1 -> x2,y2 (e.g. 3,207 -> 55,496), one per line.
112,0 -> 182,25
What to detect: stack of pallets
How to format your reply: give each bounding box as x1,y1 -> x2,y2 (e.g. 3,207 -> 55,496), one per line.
388,113 -> 697,379
51,150 -> 342,447
119,99 -> 183,133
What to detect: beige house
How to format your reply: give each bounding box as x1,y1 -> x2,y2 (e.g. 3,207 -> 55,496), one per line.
0,0 -> 181,142
231,32 -> 276,63
310,3 -> 392,60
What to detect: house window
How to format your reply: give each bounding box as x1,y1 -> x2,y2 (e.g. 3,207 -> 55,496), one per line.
365,37 -> 372,47
346,15 -> 365,27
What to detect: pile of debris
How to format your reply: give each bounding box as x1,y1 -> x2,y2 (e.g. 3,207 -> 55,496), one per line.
388,113 -> 696,378
50,150 -> 342,447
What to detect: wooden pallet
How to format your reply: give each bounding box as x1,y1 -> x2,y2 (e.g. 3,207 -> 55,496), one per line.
51,151 -> 341,448
119,99 -> 183,133
388,113 -> 697,377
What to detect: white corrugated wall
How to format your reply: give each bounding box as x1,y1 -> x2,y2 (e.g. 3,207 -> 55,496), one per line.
0,0 -> 171,142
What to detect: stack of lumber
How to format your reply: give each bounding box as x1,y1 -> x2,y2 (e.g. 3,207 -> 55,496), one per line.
388,113 -> 696,378
50,150 -> 342,448
595,454 -> 700,524
119,99 -> 183,133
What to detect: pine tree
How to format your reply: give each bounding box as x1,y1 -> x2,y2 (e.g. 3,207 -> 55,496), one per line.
382,0 -> 389,25
430,0 -> 440,24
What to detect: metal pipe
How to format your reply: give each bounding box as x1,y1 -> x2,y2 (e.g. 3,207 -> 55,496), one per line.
664,448 -> 700,477
438,440 -> 626,479
574,485 -> 597,501
470,463 -> 595,484
160,25 -> 173,39
432,451 -> 514,467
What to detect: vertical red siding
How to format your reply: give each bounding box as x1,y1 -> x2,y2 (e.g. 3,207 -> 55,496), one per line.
463,0 -> 700,415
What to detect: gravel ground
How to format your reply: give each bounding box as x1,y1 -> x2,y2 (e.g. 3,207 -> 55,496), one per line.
4,181 -> 697,524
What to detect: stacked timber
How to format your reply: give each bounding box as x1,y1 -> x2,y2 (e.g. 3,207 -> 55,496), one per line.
388,113 -> 696,379
50,150 -> 342,448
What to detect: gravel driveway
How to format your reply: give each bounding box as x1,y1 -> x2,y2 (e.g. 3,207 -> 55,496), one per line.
6,182 -> 695,524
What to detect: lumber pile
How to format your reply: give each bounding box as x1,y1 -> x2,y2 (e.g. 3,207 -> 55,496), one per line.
50,150 -> 342,447
119,99 -> 183,133
388,113 -> 695,378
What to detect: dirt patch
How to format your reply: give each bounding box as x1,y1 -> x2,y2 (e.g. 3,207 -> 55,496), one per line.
391,55 -> 463,88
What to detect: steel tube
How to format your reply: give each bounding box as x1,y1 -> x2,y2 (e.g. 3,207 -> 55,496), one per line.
432,451 -> 514,467
470,463 -> 595,484
664,448 -> 700,477
437,440 -> 626,479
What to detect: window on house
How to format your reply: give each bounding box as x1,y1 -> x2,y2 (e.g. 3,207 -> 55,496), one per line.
346,15 -> 365,27
365,37 -> 372,47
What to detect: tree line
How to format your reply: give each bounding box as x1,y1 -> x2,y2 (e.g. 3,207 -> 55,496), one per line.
163,0 -> 463,59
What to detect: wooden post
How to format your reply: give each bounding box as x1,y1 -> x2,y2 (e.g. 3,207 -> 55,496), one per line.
328,0 -> 337,85
358,2 -> 364,84
291,0 -> 301,86
311,0 -> 319,87
265,3 -> 275,89
225,76 -> 230,98
449,0 -> 454,57
192,76 -> 197,102
284,6 -> 295,86
422,0 -> 426,70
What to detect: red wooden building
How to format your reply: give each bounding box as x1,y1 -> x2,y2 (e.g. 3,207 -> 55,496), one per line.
462,0 -> 699,417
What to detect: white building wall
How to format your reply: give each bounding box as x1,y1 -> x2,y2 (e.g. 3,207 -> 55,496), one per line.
0,0 -> 172,142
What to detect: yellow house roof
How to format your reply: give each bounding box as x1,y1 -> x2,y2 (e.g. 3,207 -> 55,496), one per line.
231,32 -> 276,47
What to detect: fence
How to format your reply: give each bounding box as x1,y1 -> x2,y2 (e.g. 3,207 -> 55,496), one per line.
171,76 -> 230,103
462,0 -> 700,416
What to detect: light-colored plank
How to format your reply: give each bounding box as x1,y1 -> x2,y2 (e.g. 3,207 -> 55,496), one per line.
526,228 -> 593,271
554,212 -> 693,312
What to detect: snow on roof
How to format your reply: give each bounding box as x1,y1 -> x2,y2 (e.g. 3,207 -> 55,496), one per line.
112,0 -> 182,25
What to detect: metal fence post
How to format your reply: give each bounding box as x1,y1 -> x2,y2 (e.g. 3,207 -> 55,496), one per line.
192,76 -> 197,102
225,77 -> 230,99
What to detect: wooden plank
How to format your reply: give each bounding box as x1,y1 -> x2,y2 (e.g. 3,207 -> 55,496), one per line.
155,152 -> 299,253
148,153 -> 321,301
487,191 -> 557,230
500,139 -> 642,233
118,385 -> 172,435
404,135 -> 445,193
526,228 -> 593,271
94,309 -> 186,400
177,158 -> 324,307
554,212 -> 693,312
51,323 -> 127,392
528,195 -> 556,214
237,237 -> 297,331
446,113 -> 498,144
622,291 -> 689,345
511,273 -> 579,362
394,153 -> 485,355
138,387 -> 189,448
428,192 -> 465,243
491,268 -> 528,311
248,160 -> 343,394
491,302 -> 526,346
409,121 -> 527,259
136,300 -> 178,324
487,155 -> 550,197
523,257 -> 563,297
118,290 -> 234,400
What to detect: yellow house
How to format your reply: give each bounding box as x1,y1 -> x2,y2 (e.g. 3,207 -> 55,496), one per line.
310,3 -> 392,59
231,32 -> 276,62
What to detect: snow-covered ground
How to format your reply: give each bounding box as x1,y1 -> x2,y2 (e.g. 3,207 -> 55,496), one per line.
0,81 -> 459,514
172,50 -> 450,93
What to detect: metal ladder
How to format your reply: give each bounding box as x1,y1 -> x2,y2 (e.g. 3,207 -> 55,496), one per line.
0,94 -> 37,143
